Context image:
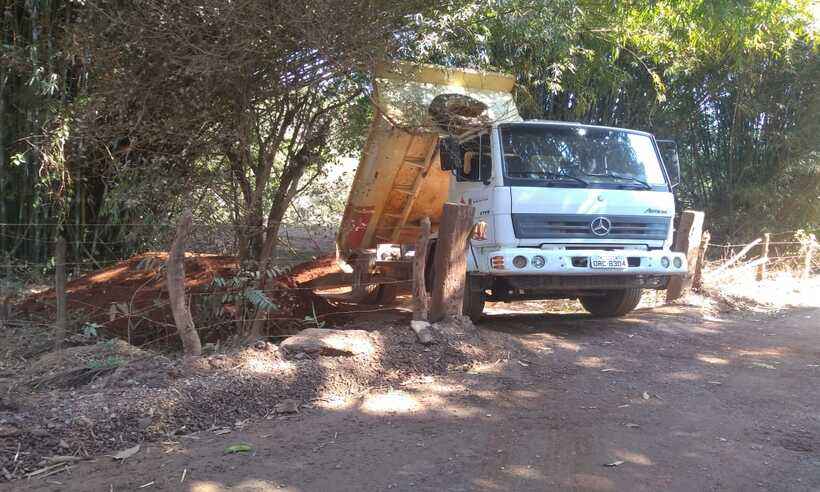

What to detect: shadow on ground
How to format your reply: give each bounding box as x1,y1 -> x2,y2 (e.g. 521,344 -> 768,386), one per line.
15,304 -> 820,492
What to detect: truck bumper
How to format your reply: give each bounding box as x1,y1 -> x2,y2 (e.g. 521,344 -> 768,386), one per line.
479,248 -> 687,277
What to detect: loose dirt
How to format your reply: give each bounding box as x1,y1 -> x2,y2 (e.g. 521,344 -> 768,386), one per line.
16,253 -> 342,346
0,302 -> 508,484
3,303 -> 818,491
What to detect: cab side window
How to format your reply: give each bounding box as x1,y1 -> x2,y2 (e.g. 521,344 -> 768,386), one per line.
457,133 -> 492,183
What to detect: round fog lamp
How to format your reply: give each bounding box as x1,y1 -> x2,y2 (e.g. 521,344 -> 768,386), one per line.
673,257 -> 683,269
532,255 -> 546,268
661,256 -> 670,268
512,255 -> 528,269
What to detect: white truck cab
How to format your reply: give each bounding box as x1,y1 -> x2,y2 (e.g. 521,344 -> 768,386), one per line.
441,120 -> 687,319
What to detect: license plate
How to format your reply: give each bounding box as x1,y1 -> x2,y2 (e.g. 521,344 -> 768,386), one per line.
590,256 -> 628,269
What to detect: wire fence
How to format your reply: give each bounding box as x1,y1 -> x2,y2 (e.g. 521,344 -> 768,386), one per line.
1,218 -> 817,352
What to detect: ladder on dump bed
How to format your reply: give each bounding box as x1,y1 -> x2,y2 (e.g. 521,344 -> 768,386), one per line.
373,134 -> 439,244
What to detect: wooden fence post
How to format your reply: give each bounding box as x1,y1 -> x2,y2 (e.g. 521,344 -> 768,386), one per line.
54,236 -> 67,350
167,209 -> 202,358
803,238 -> 817,281
666,210 -> 705,301
429,203 -> 474,322
692,230 -> 710,291
756,233 -> 770,281
412,217 -> 431,321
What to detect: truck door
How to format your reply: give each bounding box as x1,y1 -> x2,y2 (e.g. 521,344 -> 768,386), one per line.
450,133 -> 495,266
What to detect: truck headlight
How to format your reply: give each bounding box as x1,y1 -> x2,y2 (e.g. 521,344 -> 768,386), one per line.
512,255 -> 528,269
532,255 -> 546,268
673,257 -> 683,269
661,256 -> 670,268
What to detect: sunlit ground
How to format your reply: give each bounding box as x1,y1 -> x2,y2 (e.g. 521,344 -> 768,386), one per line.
701,268 -> 820,310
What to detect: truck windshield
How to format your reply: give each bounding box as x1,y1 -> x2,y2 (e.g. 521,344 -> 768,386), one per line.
500,125 -> 668,190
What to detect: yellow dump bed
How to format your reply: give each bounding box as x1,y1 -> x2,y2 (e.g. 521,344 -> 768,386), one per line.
337,63 -> 520,255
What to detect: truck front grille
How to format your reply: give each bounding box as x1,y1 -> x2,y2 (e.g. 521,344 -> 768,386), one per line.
512,214 -> 670,241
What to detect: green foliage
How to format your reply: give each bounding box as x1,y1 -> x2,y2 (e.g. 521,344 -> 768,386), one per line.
243,288 -> 279,313
82,322 -> 100,338
86,355 -> 123,370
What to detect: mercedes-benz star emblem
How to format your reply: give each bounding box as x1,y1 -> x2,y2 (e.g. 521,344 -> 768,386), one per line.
590,217 -> 612,236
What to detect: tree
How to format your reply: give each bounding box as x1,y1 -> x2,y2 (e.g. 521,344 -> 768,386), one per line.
73,0 -> 445,265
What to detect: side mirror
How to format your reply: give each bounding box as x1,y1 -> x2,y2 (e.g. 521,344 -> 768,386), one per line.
439,136 -> 462,171
656,139 -> 681,188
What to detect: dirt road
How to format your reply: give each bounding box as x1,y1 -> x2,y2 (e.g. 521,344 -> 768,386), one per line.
12,305 -> 820,491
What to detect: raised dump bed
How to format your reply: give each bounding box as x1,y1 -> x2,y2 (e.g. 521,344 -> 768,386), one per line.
337,62 -> 520,257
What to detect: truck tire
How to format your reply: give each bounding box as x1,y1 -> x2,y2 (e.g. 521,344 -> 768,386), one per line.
579,288 -> 642,317
463,286 -> 485,323
361,283 -> 399,305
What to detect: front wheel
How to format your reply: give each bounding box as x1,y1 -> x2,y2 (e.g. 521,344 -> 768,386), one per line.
579,288 -> 642,317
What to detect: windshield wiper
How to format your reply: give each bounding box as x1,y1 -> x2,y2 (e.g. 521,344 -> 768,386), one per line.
603,173 -> 652,189
508,171 -> 589,187
578,171 -> 652,190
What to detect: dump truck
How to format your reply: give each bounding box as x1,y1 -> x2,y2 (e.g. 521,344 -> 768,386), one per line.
337,62 -> 687,321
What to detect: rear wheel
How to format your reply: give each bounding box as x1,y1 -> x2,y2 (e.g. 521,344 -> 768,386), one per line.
351,253 -> 399,305
373,283 -> 399,305
357,283 -> 399,305
579,288 -> 642,317
463,285 -> 485,323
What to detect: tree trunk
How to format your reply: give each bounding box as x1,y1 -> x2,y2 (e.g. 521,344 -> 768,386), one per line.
166,209 -> 202,358
412,217 -> 431,321
666,210 -> 705,301
54,236 -> 67,350
429,203 -> 474,322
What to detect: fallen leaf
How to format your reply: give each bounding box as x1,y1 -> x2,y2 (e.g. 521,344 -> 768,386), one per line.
224,443 -> 253,454
111,444 -> 140,460
604,460 -> 625,467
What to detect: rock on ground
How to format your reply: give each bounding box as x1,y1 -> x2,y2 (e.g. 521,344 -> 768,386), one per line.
410,320 -> 435,345
279,328 -> 376,357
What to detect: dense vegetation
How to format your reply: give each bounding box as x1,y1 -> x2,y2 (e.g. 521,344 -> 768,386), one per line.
1,0 -> 818,268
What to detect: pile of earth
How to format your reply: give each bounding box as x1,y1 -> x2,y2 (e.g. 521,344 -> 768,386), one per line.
18,253 -> 343,346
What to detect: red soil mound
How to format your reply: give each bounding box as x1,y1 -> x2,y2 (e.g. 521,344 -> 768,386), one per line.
19,253 -> 340,346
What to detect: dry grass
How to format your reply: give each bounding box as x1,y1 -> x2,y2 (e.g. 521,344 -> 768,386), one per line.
697,264 -> 820,312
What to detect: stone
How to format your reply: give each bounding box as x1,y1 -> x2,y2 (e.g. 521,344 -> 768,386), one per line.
410,320 -> 435,345
0,424 -> 19,437
274,399 -> 299,414
432,315 -> 476,338
280,328 -> 375,357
